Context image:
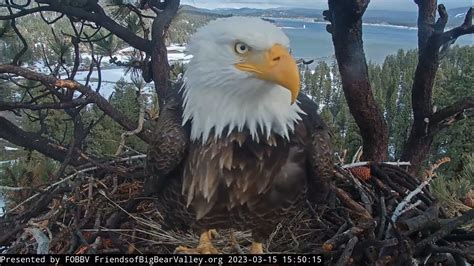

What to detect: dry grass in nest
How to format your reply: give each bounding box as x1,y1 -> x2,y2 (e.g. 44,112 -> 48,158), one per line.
1,157 -> 473,265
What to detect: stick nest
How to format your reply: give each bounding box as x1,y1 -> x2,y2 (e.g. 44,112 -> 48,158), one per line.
0,158 -> 473,265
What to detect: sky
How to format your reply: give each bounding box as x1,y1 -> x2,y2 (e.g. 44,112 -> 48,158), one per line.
181,0 -> 470,11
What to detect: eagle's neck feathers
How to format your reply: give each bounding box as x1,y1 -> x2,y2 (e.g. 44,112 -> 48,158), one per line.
180,16 -> 304,143
181,75 -> 304,143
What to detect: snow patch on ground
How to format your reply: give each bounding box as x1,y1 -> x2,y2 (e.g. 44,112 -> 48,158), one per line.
168,52 -> 193,62
168,44 -> 192,63
167,44 -> 187,53
0,160 -> 18,165
73,68 -> 135,99
0,196 -> 4,217
17,44 -> 192,99
112,44 -> 191,63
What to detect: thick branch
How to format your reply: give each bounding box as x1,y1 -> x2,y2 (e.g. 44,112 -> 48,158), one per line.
0,64 -> 151,143
0,116 -> 88,166
441,8 -> 474,45
402,3 -> 474,174
0,1 -> 150,52
2,0 -> 178,105
0,6 -> 53,20
34,0 -> 150,52
401,1 -> 443,173
0,99 -> 90,111
415,0 -> 438,51
150,0 -> 180,105
414,209 -> 474,256
412,2 -> 443,123
6,3 -> 28,65
429,97 -> 474,126
325,0 -> 388,161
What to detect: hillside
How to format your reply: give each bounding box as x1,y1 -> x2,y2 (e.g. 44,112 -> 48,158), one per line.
180,5 -> 472,27
168,5 -> 227,44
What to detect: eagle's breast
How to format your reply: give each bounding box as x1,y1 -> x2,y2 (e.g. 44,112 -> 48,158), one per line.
182,122 -> 309,222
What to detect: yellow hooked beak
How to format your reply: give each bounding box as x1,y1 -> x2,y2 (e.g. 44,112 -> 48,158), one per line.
235,44 -> 300,104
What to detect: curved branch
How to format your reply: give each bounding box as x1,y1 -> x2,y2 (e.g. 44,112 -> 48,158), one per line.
6,0 -> 32,9
401,2 -> 451,173
150,0 -> 180,104
0,6 -> 53,20
39,8 -> 64,25
0,116 -> 89,166
0,64 -> 152,143
324,0 -> 388,161
0,99 -> 90,111
414,209 -> 474,256
430,97 -> 474,125
427,97 -> 474,134
34,0 -> 150,52
441,7 -> 474,46
6,2 -> 28,65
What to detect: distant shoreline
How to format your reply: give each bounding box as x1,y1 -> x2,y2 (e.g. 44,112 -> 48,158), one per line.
267,17 -> 419,30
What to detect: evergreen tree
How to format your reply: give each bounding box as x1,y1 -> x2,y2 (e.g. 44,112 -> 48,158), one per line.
87,78 -> 147,156
430,46 -> 474,175
300,46 -> 472,171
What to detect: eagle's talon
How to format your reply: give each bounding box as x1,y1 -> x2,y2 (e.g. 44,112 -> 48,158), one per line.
175,230 -> 220,254
174,244 -> 219,255
250,242 -> 264,254
175,245 -> 199,254
174,245 -> 219,254
208,229 -> 219,239
228,230 -> 243,254
198,244 -> 219,254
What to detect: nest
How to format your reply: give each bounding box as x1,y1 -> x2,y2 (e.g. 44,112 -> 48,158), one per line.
0,156 -> 473,265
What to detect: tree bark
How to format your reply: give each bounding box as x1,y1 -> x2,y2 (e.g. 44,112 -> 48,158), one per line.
325,0 -> 389,161
0,64 -> 152,143
34,0 -> 150,52
0,99 -> 90,111
0,116 -> 88,166
401,0 -> 438,174
149,0 -> 180,106
401,2 -> 474,174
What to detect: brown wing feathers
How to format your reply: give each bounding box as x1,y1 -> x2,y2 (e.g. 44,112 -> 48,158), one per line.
146,89 -> 333,233
297,93 -> 334,202
182,131 -> 289,220
145,91 -> 189,195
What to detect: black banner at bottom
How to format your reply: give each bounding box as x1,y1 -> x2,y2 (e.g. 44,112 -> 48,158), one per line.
0,254 -> 324,265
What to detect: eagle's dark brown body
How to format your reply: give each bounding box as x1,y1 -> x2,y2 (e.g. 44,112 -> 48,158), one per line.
146,91 -> 333,241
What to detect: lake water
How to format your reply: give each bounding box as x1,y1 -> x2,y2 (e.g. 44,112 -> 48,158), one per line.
69,18 -> 473,98
276,18 -> 473,63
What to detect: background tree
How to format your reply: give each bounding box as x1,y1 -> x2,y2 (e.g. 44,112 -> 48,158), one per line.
0,0 -> 182,168
324,0 -> 474,174
302,45 -> 473,178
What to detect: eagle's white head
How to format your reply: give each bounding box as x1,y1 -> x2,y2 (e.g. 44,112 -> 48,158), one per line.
182,17 -> 304,142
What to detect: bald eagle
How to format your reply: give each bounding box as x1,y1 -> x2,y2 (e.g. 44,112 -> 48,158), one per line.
146,17 -> 333,254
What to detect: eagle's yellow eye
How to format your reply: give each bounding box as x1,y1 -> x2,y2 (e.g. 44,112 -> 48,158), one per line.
235,42 -> 249,55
